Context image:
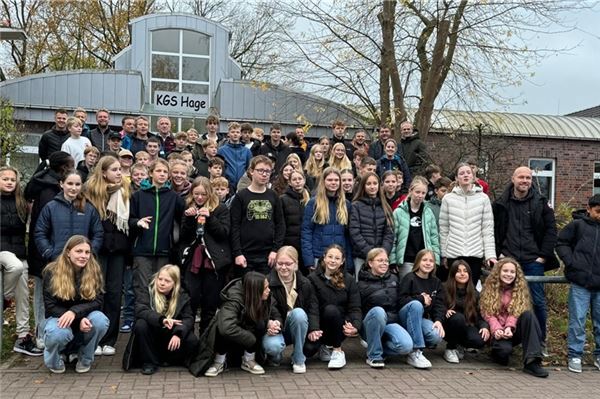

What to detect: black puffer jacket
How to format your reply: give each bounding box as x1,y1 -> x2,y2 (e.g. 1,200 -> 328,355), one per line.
349,196 -> 394,259
556,211 -> 600,290
443,287 -> 488,329
268,269 -> 319,332
0,194 -> 27,258
358,269 -> 400,324
180,203 -> 232,273
25,169 -> 63,277
43,267 -> 103,322
280,187 -> 305,250
308,266 -> 362,330
38,126 -> 70,162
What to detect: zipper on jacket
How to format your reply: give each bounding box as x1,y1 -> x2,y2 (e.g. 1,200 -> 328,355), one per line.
153,189 -> 160,255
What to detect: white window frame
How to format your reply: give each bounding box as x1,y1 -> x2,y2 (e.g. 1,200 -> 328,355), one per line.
593,161 -> 600,195
529,158 -> 555,208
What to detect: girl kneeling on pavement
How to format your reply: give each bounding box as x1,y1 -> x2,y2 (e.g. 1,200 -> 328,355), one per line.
197,272 -> 273,377
262,246 -> 320,373
307,244 -> 362,370
42,235 -> 109,374
480,258 -> 549,378
358,248 -> 413,368
398,249 -> 445,369
123,264 -> 198,375
442,260 -> 490,363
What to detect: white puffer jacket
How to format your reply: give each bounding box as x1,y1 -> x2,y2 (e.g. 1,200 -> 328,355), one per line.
439,184 -> 495,260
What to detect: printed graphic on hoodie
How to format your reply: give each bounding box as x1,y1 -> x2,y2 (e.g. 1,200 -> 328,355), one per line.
246,199 -> 272,221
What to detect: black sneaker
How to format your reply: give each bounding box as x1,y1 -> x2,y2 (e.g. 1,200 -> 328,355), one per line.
523,360 -> 549,378
13,335 -> 43,356
141,363 -> 158,375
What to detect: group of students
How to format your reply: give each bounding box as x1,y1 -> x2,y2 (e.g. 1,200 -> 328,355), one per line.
1,116 -> 599,380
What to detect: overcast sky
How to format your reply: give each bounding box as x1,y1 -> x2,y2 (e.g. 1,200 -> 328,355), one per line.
492,8 -> 600,116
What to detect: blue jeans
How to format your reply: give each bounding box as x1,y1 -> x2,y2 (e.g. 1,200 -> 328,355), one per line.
521,261 -> 547,342
43,310 -> 109,369
567,283 -> 600,358
398,300 -> 442,349
263,308 -> 308,365
33,276 -> 45,344
361,307 -> 412,361
122,266 -> 135,323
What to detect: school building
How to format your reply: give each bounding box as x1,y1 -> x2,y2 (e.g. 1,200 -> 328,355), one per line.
1,13 -> 599,208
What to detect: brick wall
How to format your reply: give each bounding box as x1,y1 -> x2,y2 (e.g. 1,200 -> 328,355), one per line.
424,132 -> 600,209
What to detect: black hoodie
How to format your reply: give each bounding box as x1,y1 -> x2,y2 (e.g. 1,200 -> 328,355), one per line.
38,125 -> 69,163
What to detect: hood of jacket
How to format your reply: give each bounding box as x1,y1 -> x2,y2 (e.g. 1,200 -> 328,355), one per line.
140,178 -> 172,191
357,196 -> 382,207
451,184 -> 483,196
26,169 -> 62,200
401,133 -> 420,142
358,268 -> 392,282
284,186 -> 303,200
219,278 -> 245,306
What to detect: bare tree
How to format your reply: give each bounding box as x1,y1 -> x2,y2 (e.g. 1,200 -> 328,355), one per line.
273,0 -> 594,139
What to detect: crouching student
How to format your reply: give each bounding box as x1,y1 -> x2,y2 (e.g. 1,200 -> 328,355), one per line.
189,272 -> 273,377
358,248 -> 412,368
480,258 -> 549,378
262,246 -> 320,374
398,249 -> 445,369
42,236 -> 109,374
442,260 -> 490,363
307,244 -> 361,370
123,265 -> 198,375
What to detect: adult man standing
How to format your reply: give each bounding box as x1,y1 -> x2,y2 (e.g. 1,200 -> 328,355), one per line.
399,121 -> 428,175
368,124 -> 392,161
155,116 -> 175,156
122,116 -> 152,155
259,124 -> 291,175
89,108 -> 116,152
38,109 -> 69,163
493,166 -> 559,355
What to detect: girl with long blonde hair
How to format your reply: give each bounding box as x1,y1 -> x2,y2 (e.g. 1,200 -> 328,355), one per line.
328,142 -> 352,171
42,235 -> 108,374
480,258 -> 547,377
123,264 -> 197,375
84,155 -> 131,355
301,167 -> 353,270
180,176 -> 231,333
304,144 -> 325,191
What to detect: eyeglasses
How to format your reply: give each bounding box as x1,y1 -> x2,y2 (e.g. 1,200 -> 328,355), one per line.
276,261 -> 295,268
373,258 -> 389,264
254,168 -> 272,175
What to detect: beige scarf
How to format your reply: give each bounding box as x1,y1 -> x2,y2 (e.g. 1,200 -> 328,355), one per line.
106,185 -> 129,235
281,273 -> 298,313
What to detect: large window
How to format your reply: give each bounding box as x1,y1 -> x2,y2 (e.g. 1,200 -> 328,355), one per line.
594,162 -> 600,195
150,29 -> 211,129
529,158 -> 555,207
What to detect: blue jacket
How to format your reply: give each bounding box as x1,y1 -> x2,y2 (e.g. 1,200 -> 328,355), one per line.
301,196 -> 353,271
376,155 -> 412,192
217,142 -> 252,188
34,193 -> 103,262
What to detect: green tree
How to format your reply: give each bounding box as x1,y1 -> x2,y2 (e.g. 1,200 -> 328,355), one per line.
0,98 -> 22,165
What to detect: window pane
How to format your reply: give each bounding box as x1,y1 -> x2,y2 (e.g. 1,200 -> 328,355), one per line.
183,30 -> 210,55
151,81 -> 179,99
152,30 -> 180,53
529,159 -> 553,172
182,83 -> 209,95
595,162 -> 600,174
182,57 -> 209,82
152,55 -> 179,79
533,176 -> 551,200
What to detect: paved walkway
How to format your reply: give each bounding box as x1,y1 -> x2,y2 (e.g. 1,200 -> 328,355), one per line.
1,336 -> 599,398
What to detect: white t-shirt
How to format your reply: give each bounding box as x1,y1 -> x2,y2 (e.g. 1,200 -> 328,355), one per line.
61,136 -> 92,165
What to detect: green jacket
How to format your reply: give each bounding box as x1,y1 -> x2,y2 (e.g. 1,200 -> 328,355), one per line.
390,200 -> 440,265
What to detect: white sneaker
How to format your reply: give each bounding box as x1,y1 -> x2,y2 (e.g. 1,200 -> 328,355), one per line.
444,349 -> 459,364
241,358 -> 265,375
292,362 -> 306,374
407,349 -> 432,369
94,346 -> 102,356
204,361 -> 226,377
568,358 -> 582,373
328,350 -> 346,369
319,345 -> 332,362
360,339 -> 368,348
102,345 -> 116,356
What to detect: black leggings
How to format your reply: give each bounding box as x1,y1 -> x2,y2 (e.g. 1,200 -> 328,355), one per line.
184,268 -> 225,334
443,312 -> 487,350
490,310 -> 543,365
305,304 -> 346,357
134,319 -> 199,367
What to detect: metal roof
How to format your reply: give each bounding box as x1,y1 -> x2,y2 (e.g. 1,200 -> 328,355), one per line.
428,109 -> 600,140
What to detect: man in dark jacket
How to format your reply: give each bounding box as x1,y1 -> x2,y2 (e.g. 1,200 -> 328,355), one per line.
493,166 -> 558,353
89,108 -> 117,152
399,121 -> 428,176
368,124 -> 393,161
38,109 -> 69,163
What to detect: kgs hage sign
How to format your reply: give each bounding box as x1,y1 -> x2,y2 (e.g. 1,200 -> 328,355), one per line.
154,91 -> 209,113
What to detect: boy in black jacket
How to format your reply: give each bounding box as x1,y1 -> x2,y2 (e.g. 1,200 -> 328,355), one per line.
556,194 -> 600,373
